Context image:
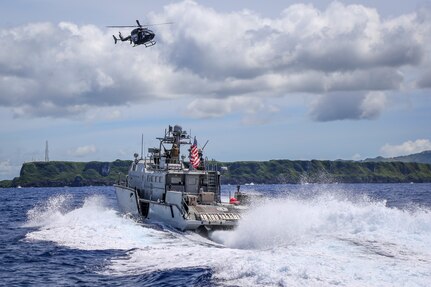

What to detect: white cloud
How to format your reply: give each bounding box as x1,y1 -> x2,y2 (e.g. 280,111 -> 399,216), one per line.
0,1 -> 430,122
309,91 -> 387,122
380,139 -> 431,157
359,91 -> 387,119
184,96 -> 279,124
351,153 -> 362,161
68,145 -> 97,157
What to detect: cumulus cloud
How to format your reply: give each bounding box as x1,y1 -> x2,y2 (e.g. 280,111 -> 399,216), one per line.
68,145 -> 97,157
359,91 -> 387,119
185,96 -> 274,116
309,91 -> 387,121
0,1 -> 430,122
351,153 -> 362,161
380,139 -> 431,157
0,22 -> 178,118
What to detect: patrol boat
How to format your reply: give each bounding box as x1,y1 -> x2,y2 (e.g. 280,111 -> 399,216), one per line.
114,125 -> 243,232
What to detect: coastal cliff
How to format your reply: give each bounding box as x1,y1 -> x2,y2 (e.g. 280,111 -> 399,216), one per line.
2,159 -> 431,188
0,160 -> 131,188
221,160 -> 431,184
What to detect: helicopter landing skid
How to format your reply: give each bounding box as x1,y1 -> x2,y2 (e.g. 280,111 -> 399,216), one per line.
144,41 -> 156,48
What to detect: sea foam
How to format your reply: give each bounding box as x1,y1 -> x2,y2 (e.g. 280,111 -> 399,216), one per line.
25,194 -> 164,250
24,190 -> 431,286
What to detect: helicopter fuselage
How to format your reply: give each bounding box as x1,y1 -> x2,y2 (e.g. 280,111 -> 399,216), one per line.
108,19 -> 168,47
131,28 -> 155,46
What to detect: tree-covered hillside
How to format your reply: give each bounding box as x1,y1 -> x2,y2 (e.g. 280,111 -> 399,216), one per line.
2,159 -> 431,188
0,160 -> 131,188
221,160 -> 431,184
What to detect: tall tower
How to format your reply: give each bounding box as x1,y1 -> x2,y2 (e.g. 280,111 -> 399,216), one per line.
45,140 -> 49,162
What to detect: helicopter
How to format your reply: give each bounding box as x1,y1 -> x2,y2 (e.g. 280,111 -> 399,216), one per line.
107,20 -> 171,47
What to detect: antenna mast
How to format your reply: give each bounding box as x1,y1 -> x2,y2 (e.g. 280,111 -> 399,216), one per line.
141,134 -> 144,159
45,140 -> 49,162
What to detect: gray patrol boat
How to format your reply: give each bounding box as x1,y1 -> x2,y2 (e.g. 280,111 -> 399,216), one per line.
114,125 -> 243,232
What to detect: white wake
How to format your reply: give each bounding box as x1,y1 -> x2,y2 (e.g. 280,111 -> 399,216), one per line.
24,191 -> 431,286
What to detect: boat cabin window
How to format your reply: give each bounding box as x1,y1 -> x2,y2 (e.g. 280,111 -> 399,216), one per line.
168,175 -> 182,185
187,177 -> 197,185
136,163 -> 144,172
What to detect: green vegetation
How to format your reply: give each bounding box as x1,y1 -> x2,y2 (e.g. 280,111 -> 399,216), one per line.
220,160 -> 431,184
1,158 -> 431,188
0,160 -> 131,188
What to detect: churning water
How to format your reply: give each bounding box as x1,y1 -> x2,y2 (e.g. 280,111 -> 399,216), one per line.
1,184 -> 430,286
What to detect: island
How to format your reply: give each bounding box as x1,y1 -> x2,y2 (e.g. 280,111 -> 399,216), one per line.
1,157 -> 431,188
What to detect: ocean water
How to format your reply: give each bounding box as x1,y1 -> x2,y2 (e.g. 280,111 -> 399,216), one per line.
1,183 -> 430,286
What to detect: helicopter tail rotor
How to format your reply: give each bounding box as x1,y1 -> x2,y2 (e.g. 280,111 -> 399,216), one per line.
136,20 -> 142,28
112,35 -> 118,44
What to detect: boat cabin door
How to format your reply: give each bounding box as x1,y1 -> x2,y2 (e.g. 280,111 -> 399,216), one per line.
185,175 -> 199,194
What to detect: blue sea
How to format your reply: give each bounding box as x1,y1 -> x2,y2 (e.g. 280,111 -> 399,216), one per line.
1,183 -> 430,286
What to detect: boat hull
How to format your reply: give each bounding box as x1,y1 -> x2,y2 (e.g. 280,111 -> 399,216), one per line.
114,184 -> 239,231
114,185 -> 140,216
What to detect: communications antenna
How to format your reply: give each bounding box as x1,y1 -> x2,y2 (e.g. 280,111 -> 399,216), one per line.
45,140 -> 49,162
141,134 -> 144,159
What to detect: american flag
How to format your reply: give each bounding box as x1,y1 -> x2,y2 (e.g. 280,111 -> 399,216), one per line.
190,137 -> 200,169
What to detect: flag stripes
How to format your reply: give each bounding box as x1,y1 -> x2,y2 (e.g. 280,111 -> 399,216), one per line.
190,137 -> 200,168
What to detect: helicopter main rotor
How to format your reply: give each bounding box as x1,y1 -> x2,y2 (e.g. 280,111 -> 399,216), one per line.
106,20 -> 173,28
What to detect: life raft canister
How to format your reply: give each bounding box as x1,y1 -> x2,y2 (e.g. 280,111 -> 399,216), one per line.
229,197 -> 240,205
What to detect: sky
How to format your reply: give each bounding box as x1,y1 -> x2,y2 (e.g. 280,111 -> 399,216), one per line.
1,0 -> 431,180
